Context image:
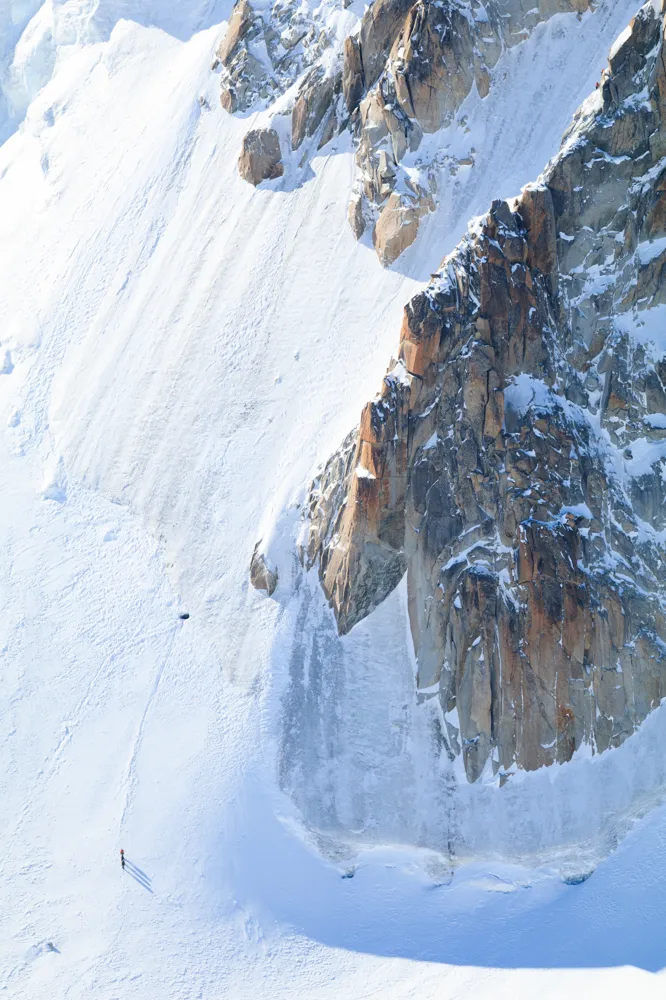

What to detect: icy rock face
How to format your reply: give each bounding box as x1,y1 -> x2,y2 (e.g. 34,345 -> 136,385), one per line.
305,0 -> 666,782
216,0 -> 591,262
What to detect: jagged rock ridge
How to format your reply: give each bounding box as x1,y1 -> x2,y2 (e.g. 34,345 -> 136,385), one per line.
346,0 -> 591,263
214,0 -> 592,262
303,0 -> 666,782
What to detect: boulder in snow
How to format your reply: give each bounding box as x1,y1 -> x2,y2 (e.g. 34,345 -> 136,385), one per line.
250,543 -> 278,596
238,128 -> 284,186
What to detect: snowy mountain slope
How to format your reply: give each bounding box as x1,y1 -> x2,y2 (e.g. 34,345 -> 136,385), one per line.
1,1 -> 666,998
0,0 -> 231,142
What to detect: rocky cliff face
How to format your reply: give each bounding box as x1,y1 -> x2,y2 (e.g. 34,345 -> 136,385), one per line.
346,0 -> 591,263
214,0 -> 593,262
212,0 -> 342,115
303,0 -> 666,782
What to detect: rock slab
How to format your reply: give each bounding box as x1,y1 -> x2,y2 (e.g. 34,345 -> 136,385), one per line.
238,128 -> 284,185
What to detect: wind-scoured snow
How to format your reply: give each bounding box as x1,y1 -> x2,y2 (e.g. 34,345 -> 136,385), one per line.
2,1 -> 666,997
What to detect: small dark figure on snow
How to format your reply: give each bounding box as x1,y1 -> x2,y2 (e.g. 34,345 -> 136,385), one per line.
120,849 -> 125,869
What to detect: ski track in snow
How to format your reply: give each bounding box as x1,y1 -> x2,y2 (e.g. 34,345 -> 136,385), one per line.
1,0 -> 666,997
119,622 -> 180,836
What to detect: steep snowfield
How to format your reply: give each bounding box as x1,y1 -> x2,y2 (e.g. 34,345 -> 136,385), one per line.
2,1 -> 666,997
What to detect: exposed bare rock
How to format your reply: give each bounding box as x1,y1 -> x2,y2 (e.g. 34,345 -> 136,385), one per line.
215,0 -> 595,262
292,67 -> 341,151
373,191 -> 430,265
216,0 -> 338,115
306,1 -> 666,782
217,0 -> 254,67
342,36 -> 365,113
352,0 -> 414,104
390,2 -> 477,133
238,128 -> 284,185
350,0 -> 593,263
250,543 -> 279,596
347,189 -> 366,239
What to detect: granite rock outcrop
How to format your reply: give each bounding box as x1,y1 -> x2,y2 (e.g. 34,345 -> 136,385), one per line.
216,0 -> 593,261
304,0 -> 666,781
238,127 -> 284,184
349,0 -> 592,263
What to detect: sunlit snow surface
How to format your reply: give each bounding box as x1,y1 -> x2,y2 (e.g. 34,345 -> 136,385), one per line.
1,1 -> 666,996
